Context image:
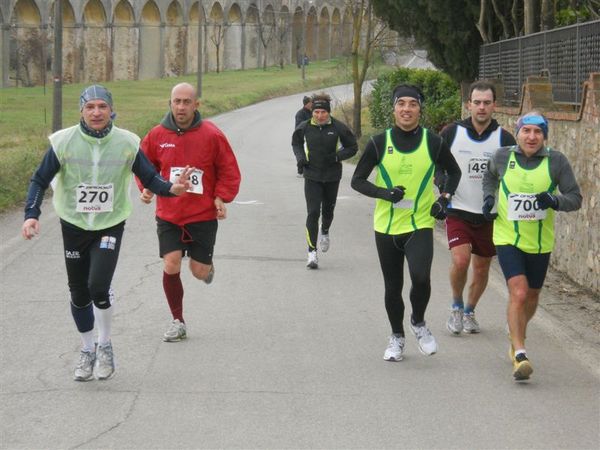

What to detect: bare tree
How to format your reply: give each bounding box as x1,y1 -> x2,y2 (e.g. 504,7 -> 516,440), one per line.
476,0 -> 490,43
275,13 -> 291,70
255,6 -> 276,71
348,0 -> 389,137
524,0 -> 540,34
209,22 -> 226,73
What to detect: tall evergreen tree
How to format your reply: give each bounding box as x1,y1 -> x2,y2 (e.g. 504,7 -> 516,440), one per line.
372,0 -> 482,82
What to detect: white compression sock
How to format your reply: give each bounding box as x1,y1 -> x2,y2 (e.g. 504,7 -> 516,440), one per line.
93,305 -> 113,346
80,330 -> 95,353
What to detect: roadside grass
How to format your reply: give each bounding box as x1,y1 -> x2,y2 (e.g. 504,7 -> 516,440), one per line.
0,58 -> 390,212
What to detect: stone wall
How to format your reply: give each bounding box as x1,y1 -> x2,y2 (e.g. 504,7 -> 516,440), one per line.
480,73 -> 600,293
1,0 -> 381,87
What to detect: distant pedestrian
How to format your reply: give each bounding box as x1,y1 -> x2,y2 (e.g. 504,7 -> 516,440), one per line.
21,85 -> 192,381
295,96 -> 313,128
351,84 -> 461,361
292,93 -> 358,269
441,80 -> 516,336
482,112 -> 582,381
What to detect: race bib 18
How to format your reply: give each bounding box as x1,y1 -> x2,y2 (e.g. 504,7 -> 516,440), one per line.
170,167 -> 204,194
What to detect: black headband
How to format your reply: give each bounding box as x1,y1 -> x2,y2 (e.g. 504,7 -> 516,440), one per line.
311,100 -> 330,112
392,86 -> 424,106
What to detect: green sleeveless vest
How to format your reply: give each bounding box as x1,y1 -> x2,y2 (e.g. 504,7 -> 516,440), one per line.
49,124 -> 140,230
374,128 -> 435,234
493,149 -> 556,253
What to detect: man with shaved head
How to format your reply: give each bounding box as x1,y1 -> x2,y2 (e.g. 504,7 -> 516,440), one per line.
138,83 -> 241,342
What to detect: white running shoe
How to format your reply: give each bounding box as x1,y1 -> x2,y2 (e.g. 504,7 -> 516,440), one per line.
95,342 -> 115,380
383,334 -> 405,361
410,322 -> 438,355
74,349 -> 96,381
163,319 -> 187,342
463,312 -> 481,333
306,250 -> 318,269
446,307 -> 463,335
319,232 -> 330,253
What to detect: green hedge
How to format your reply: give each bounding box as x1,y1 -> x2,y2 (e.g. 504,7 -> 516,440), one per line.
370,68 -> 461,133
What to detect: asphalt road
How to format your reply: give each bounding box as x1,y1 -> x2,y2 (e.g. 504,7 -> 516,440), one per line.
1,85 -> 598,449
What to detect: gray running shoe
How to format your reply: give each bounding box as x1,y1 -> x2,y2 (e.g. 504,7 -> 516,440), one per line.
383,334 -> 405,361
319,233 -> 330,253
73,350 -> 96,381
463,312 -> 481,333
95,342 -> 115,380
163,319 -> 187,342
446,307 -> 463,335
204,265 -> 215,284
410,322 -> 438,355
306,250 -> 318,269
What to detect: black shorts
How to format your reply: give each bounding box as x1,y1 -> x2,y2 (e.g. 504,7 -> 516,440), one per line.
496,245 -> 550,289
156,217 -> 217,265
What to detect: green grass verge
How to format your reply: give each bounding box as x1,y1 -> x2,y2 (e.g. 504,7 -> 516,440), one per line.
0,58 -> 389,212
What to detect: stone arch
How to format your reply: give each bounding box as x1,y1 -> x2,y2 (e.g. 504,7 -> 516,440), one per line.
292,6 -> 303,68
112,0 -> 137,81
276,5 -> 291,67
82,0 -> 108,83
47,1 -> 78,84
164,1 -> 185,76
224,3 -> 242,70
244,3 -> 259,69
331,8 -> 341,58
342,6 -> 352,56
10,0 -> 43,86
139,0 -> 161,79
318,7 -> 330,60
306,6 -> 317,62
187,1 -> 206,76
262,4 -> 277,68
207,2 -> 225,72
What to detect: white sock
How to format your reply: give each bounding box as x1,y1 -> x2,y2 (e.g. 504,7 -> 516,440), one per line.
515,349 -> 527,357
80,330 -> 95,353
94,305 -> 113,347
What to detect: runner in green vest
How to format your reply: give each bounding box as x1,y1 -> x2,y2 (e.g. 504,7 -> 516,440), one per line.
482,112 -> 582,381
352,85 -> 461,361
21,85 -> 193,382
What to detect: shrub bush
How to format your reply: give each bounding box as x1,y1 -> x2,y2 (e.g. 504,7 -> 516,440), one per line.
370,68 -> 461,133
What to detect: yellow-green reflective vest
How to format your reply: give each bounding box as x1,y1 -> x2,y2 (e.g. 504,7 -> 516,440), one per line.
374,128 -> 435,234
49,125 -> 140,230
493,149 -> 556,253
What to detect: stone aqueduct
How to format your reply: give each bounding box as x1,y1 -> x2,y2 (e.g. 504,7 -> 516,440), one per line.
0,0 -> 385,87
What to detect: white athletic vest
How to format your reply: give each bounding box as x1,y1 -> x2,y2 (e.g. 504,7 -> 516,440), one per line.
450,126 -> 502,214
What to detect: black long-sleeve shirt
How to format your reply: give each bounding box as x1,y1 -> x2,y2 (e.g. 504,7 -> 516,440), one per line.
24,147 -> 173,220
351,125 -> 461,199
292,117 -> 358,182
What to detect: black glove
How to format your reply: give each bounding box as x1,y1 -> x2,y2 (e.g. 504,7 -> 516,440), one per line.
380,186 -> 406,203
535,192 -> 558,210
297,158 -> 308,173
482,195 -> 497,221
430,195 -> 450,220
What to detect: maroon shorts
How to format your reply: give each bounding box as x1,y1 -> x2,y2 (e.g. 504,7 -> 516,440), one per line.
445,216 -> 496,257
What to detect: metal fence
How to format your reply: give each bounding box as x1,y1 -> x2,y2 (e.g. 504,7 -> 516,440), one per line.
479,20 -> 600,105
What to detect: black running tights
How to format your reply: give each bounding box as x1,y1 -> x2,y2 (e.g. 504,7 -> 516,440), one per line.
304,178 -> 340,250
375,228 -> 433,335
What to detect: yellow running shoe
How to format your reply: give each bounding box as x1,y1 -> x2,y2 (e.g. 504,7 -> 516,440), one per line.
513,353 -> 533,381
